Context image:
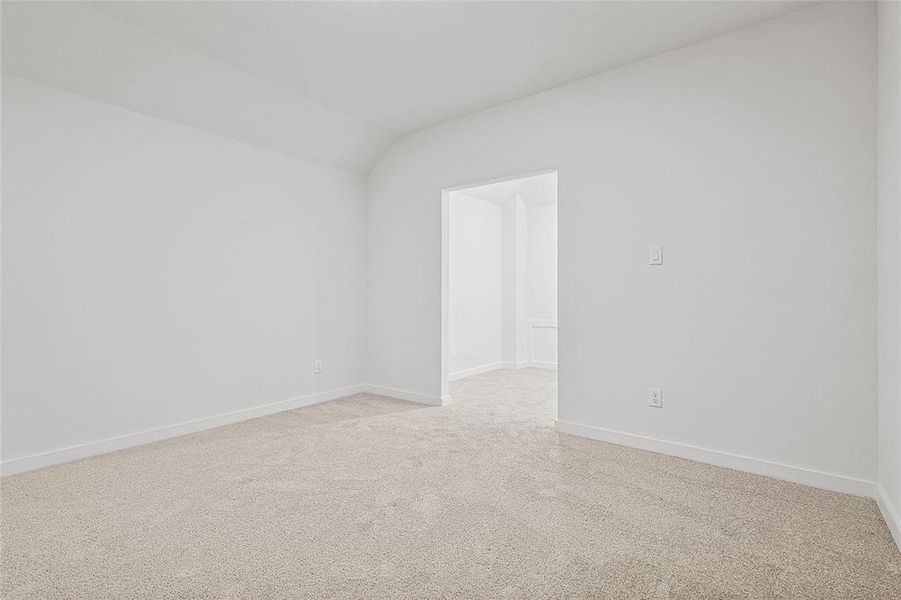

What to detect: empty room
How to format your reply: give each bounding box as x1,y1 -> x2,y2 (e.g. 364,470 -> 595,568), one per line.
1,1 -> 900,598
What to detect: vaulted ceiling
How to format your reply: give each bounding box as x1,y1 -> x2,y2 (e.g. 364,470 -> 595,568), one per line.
3,1 -> 808,172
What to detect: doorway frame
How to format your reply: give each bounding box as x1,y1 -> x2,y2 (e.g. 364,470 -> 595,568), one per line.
440,167 -> 559,406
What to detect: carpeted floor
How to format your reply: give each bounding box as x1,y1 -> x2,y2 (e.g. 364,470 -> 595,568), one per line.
1,368 -> 899,598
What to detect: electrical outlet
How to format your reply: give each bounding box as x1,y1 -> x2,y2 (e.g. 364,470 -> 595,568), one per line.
649,245 -> 664,265
648,388 -> 663,408
314,359 -> 323,375
450,346 -> 457,358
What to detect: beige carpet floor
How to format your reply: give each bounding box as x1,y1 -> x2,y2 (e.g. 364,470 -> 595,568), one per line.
1,368 -> 899,599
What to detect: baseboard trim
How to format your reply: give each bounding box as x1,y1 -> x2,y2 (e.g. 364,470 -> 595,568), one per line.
875,484 -> 901,553
555,420 -> 875,498
449,362 -> 504,381
502,361 -> 529,370
361,384 -> 445,407
1,384 -> 366,477
449,361 -> 558,380
530,361 -> 557,370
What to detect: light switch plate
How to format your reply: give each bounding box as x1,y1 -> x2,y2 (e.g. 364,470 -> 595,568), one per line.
649,245 -> 664,265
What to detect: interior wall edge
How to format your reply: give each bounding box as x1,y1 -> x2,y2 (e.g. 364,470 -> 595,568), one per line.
875,484 -> 901,552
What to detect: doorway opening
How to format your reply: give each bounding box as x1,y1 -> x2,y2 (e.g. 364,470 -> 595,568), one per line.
441,170 -> 558,418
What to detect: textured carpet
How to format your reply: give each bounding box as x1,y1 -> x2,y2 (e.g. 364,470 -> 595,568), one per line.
1,368 -> 899,598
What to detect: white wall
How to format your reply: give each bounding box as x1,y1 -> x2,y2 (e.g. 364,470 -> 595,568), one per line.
501,194 -> 526,366
448,192 -> 503,377
366,3 -> 877,483
526,204 -> 557,321
526,204 -> 558,368
877,0 -> 901,545
1,76 -> 366,467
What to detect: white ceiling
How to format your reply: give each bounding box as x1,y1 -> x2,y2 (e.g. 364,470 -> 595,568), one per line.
91,0 -> 807,134
460,172 -> 558,208
1,2 -> 393,173
3,1 -> 809,172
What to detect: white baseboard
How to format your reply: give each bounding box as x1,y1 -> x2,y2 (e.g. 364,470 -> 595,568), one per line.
875,484 -> 901,553
502,361 -> 529,370
530,361 -> 557,370
449,362 -> 504,381
361,384 -> 445,407
555,420 -> 875,498
449,361 -> 555,379
448,361 -> 558,380
1,384 -> 366,477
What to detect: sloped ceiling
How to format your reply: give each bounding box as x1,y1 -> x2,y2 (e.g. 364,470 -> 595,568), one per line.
2,1 -> 808,173
1,2 -> 393,173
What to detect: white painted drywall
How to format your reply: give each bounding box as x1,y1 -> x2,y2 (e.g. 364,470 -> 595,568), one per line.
366,3 -> 877,481
500,192 -> 534,368
501,194 -> 525,366
514,196 -> 531,365
1,75 -> 366,463
877,0 -> 901,540
527,204 -> 557,321
526,204 -> 558,367
448,192 -> 503,376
